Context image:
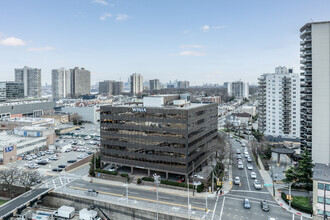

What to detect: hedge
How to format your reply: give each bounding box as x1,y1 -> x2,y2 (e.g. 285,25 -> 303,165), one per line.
281,192 -> 312,214
142,177 -> 194,189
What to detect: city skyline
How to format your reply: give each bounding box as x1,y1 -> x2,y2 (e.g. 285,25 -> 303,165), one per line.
1,0 -> 330,85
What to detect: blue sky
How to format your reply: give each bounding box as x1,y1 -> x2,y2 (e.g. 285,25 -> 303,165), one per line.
0,0 -> 330,86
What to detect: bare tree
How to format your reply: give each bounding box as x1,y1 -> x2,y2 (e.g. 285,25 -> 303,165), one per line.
0,167 -> 21,199
224,120 -> 233,131
19,170 -> 41,191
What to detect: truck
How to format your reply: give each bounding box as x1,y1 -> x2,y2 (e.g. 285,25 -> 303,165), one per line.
79,208 -> 101,220
53,206 -> 75,219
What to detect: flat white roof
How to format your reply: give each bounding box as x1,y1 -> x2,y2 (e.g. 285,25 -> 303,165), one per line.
0,132 -> 44,146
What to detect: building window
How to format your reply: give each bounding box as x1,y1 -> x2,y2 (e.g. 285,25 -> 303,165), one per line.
318,183 -> 324,189
318,196 -> 324,203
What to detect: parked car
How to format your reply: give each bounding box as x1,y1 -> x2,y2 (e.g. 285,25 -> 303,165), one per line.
237,155 -> 242,160
247,157 -> 252,163
52,168 -> 63,172
31,154 -> 37,159
244,153 -> 249,158
36,152 -> 42,157
234,176 -> 240,185
254,179 -> 262,190
250,172 -> 257,179
25,156 -> 32,161
236,149 -> 241,154
37,160 -> 48,165
67,159 -> 77,163
49,156 -> 58,160
247,164 -> 253,170
58,165 -> 67,168
243,199 -> 251,209
86,189 -> 98,196
260,200 -> 270,212
238,163 -> 244,169
40,151 -> 46,156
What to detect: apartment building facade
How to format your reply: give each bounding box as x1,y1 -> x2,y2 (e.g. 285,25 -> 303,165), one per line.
149,79 -> 160,90
130,73 -> 143,96
15,66 -> 41,98
227,81 -> 249,99
258,67 -> 300,139
0,81 -> 24,101
300,21 -> 330,164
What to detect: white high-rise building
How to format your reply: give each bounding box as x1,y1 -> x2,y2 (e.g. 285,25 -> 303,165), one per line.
52,68 -> 70,99
300,21 -> 330,164
227,81 -> 249,99
258,66 -> 300,139
130,73 -> 143,95
15,66 -> 41,98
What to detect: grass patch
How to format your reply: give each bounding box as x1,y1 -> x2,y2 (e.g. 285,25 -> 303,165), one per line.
281,192 -> 312,214
0,200 -> 7,205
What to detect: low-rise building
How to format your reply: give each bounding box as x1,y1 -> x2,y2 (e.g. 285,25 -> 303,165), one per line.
241,106 -> 256,116
0,131 -> 47,164
312,163 -> 330,219
227,112 -> 252,125
60,105 -> 100,124
14,126 -> 55,146
201,96 -> 221,105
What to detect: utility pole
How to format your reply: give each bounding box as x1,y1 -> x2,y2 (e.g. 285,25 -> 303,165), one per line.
205,189 -> 208,215
212,171 -> 214,194
126,179 -> 128,204
288,182 -> 292,210
193,161 -> 195,196
153,174 -> 160,220
187,179 -> 190,220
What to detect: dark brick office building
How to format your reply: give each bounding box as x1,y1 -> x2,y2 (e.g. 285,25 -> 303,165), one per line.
100,95 -> 218,179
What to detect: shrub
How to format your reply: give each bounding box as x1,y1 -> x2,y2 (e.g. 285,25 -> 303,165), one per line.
197,183 -> 204,193
141,177 -> 193,188
281,192 -> 312,214
137,178 -> 142,184
89,168 -> 95,177
95,169 -> 118,175
120,173 -> 130,181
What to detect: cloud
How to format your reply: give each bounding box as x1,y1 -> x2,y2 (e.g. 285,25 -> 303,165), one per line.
92,0 -> 108,5
116,14 -> 129,21
27,46 -> 55,52
179,50 -> 205,56
100,13 -> 112,20
180,44 -> 205,49
0,37 -> 26,46
202,25 -> 210,32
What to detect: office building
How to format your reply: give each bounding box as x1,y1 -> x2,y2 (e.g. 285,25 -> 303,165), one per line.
100,94 -> 218,178
15,66 -> 41,98
258,67 -> 300,139
227,81 -> 249,99
52,68 -> 71,99
99,80 -> 123,96
0,81 -> 24,101
149,79 -> 160,91
177,81 -> 190,89
300,21 -> 330,164
70,67 -> 91,98
201,96 -> 221,105
130,73 -> 143,95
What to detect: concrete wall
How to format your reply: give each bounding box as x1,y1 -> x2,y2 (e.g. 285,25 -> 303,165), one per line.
65,154 -> 93,172
43,192 -> 191,220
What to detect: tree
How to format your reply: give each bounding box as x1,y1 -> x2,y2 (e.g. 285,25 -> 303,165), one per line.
19,170 -> 41,191
224,120 -> 233,132
283,149 -> 313,184
0,167 -> 20,199
71,114 -> 82,125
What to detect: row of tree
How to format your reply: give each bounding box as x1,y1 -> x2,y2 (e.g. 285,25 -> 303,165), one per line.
0,167 -> 40,199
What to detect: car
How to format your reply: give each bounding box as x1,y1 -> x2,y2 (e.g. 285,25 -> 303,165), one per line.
247,157 -> 252,163
250,172 -> 257,179
28,163 -> 39,169
238,163 -> 244,169
36,152 -> 42,157
49,156 -> 58,160
234,176 -> 240,185
65,148 -> 72,152
87,151 -> 93,155
86,189 -> 98,196
52,168 -> 63,172
40,151 -> 46,156
58,165 -> 67,168
254,179 -> 262,190
244,153 -> 249,158
237,155 -> 242,160
260,200 -> 270,211
77,154 -> 84,159
37,161 -> 48,165
25,156 -> 32,161
243,198 -> 251,209
236,149 -> 241,154
241,143 -> 246,147
247,164 -> 253,170
31,154 -> 37,159
67,159 -> 77,163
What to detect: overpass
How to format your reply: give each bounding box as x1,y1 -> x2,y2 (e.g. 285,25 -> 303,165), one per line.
0,188 -> 52,220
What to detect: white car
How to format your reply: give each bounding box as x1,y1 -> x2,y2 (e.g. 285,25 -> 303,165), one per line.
234,176 -> 240,185
247,164 -> 253,170
245,153 -> 249,158
254,179 -> 262,190
49,156 -> 58,160
250,172 -> 257,179
238,163 -> 244,169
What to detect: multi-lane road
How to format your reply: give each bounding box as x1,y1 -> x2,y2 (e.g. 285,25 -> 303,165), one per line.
47,135 -> 308,220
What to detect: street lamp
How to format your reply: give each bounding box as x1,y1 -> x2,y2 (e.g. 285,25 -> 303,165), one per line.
153,173 -> 160,220
270,165 -> 275,196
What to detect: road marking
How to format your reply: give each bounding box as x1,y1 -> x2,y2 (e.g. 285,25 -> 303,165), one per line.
211,196 -> 219,220
219,196 -> 226,220
128,191 -> 140,195
230,190 -> 269,194
69,186 -> 210,212
244,167 -> 251,191
225,196 -> 279,208
226,194 -> 277,204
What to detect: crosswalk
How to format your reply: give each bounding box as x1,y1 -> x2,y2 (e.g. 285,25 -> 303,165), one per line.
40,176 -> 77,189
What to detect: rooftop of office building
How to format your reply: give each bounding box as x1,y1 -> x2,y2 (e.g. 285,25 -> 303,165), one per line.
0,131 -> 45,147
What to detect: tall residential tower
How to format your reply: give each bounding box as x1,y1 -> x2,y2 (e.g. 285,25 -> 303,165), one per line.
300,21 -> 330,164
130,73 -> 143,96
15,66 -> 41,98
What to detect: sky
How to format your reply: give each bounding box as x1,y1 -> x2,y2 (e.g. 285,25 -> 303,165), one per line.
0,0 -> 330,86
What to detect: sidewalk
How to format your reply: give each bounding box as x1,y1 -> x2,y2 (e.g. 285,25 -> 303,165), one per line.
258,157 -> 312,219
